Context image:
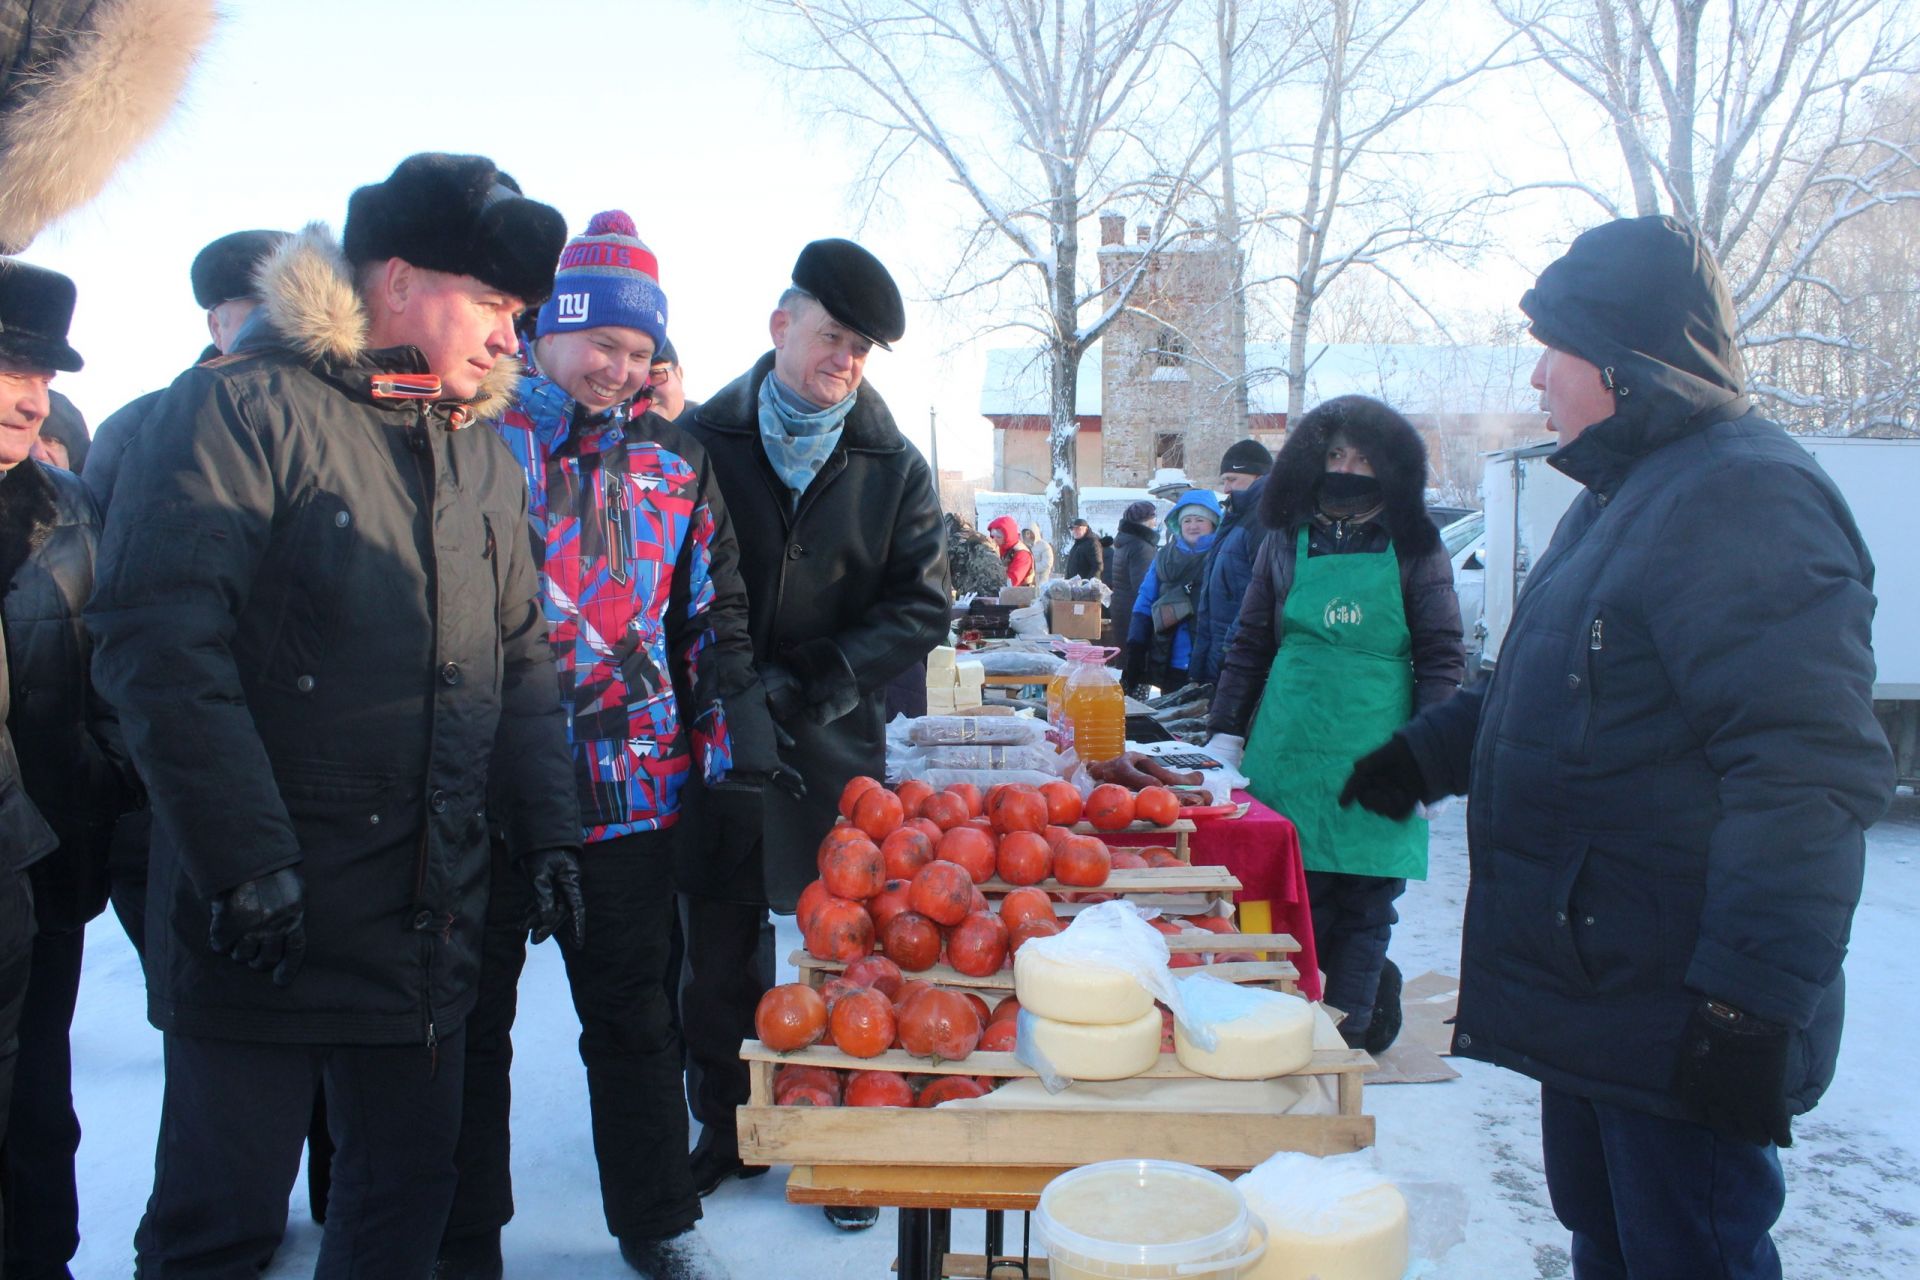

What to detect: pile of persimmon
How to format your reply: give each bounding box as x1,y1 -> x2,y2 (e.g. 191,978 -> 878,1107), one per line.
755,959 -> 991,1063
773,1063 -> 995,1109
797,777 -> 1114,975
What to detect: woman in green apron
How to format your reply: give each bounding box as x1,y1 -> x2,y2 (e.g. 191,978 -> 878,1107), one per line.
1204,396 -> 1465,1050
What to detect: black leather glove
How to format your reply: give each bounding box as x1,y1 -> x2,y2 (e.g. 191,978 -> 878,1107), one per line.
1677,999 -> 1794,1147
715,762 -> 808,800
1338,734 -> 1426,820
1121,644 -> 1148,696
520,847 -> 585,949
208,867 -> 307,987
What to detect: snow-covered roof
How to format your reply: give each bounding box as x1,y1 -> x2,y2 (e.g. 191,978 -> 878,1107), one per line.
979,341 -> 1540,419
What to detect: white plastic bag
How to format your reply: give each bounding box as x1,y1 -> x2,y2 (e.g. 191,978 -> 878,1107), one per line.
1234,1152 -> 1411,1279
897,765 -> 1061,791
914,743 -> 1066,774
1014,901 -> 1206,1092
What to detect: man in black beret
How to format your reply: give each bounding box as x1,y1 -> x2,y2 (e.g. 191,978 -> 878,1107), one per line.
678,241 -> 946,1226
89,153 -> 584,1276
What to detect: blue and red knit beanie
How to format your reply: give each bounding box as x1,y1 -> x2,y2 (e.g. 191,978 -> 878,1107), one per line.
534,210 -> 668,350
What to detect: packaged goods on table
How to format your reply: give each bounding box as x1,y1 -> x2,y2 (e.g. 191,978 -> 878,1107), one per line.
1234,1152 -> 1409,1280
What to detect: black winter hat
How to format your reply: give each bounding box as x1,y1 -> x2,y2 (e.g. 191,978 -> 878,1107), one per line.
653,335 -> 678,367
343,153 -> 568,307
190,230 -> 291,309
1220,437 -> 1273,476
0,258 -> 83,371
792,238 -> 905,349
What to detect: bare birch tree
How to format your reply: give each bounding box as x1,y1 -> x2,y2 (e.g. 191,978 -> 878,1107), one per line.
1495,0 -> 1920,429
1265,0 -> 1523,419
757,0 -> 1211,537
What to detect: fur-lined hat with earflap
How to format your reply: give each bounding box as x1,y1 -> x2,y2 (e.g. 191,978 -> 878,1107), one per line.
1260,394 -> 1439,556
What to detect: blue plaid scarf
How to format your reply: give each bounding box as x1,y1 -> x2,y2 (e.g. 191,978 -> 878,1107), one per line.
757,373 -> 854,495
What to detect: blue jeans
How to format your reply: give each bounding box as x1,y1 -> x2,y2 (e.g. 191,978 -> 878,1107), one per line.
1541,1084 -> 1784,1280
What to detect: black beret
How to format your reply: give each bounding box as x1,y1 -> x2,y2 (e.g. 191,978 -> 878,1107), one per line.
190,230 -> 291,309
0,258 -> 82,372
791,238 -> 905,350
343,153 -> 568,308
653,335 -> 678,367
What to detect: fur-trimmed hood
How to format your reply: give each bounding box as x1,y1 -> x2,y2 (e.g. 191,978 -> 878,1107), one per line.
0,0 -> 216,253
244,223 -> 520,422
1261,394 -> 1438,557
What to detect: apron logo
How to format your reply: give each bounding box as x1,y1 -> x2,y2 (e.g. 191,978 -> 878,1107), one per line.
1324,598 -> 1365,627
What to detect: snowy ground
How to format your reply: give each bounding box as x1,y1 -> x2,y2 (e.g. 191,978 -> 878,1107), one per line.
68,791 -> 1920,1278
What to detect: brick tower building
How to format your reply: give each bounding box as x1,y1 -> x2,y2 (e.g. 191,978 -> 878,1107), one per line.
1096,214 -> 1249,486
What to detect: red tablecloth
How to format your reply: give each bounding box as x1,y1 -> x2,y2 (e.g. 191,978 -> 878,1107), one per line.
1106,792 -> 1320,1001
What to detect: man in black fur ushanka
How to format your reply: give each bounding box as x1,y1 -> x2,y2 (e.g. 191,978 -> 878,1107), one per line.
88,154 -> 584,1276
1343,216 -> 1894,1277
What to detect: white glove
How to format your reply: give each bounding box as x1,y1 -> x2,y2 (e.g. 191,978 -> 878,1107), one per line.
1203,733 -> 1245,771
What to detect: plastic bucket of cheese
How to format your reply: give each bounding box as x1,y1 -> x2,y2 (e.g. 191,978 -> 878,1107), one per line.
1036,1159 -> 1268,1278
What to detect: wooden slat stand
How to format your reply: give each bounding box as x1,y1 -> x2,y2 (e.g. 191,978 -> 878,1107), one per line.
739,1039 -> 1376,1280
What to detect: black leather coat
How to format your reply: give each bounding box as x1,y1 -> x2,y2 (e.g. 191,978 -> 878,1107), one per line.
0,459 -> 132,930
683,354 -> 947,910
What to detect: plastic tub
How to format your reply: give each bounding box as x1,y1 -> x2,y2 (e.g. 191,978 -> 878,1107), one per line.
1036,1159 -> 1269,1279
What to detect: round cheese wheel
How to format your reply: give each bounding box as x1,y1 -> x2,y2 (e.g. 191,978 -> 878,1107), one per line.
1023,1007 -> 1162,1080
1014,946 -> 1154,1024
1173,989 -> 1315,1079
1240,1182 -> 1408,1280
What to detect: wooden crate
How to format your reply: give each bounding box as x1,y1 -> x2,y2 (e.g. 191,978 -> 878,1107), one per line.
737,1040 -> 1375,1175
1070,816 -> 1196,861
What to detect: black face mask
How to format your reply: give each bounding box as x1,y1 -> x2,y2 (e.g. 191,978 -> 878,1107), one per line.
1317,471 -> 1383,505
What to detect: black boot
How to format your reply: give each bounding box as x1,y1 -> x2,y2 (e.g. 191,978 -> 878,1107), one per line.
1363,958 -> 1404,1054
431,1230 -> 504,1280
689,1126 -> 767,1197
619,1226 -> 730,1279
823,1205 -> 880,1231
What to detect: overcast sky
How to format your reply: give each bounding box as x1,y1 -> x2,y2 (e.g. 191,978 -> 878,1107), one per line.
24,0 -> 1587,479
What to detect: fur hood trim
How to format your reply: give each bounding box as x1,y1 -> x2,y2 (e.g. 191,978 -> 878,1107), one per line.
256,223 -> 520,422
1261,394 -> 1439,557
0,0 -> 217,253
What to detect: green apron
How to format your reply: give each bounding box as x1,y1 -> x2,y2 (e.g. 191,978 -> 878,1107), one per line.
1243,529 -> 1428,880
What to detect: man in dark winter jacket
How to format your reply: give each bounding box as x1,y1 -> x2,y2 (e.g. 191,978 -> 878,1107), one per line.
1189,438 -> 1272,686
1061,517 -> 1101,580
1342,216 -> 1894,1278
945,513 -> 1004,599
679,240 -> 947,1223
85,228 -> 291,515
89,154 -> 583,1278
0,257 -> 133,1279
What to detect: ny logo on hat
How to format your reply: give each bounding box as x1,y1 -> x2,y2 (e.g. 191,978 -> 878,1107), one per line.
555,292 -> 590,324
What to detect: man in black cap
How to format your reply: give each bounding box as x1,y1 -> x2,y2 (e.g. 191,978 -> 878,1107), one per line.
85,229 -> 292,513
89,153 -> 584,1276
1341,215 -> 1893,1276
678,241 -> 946,1225
0,255 -> 133,1278
1189,437 -> 1273,688
1062,516 -> 1101,580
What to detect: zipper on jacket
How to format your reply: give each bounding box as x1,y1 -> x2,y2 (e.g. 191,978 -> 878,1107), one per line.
1590,618 -> 1604,651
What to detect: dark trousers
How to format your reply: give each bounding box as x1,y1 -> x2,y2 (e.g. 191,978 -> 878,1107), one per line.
3,924 -> 84,1280
1304,870 -> 1404,1040
675,893 -> 775,1138
1541,1084 -> 1784,1279
134,1028 -> 466,1280
445,831 -> 698,1245
0,869 -> 33,1270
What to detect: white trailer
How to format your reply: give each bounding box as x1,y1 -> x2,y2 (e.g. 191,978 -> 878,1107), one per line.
1477,435 -> 1920,784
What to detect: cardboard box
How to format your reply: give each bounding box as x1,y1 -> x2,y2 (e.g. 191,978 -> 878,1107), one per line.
996,586 -> 1039,607
1050,599 -> 1104,640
